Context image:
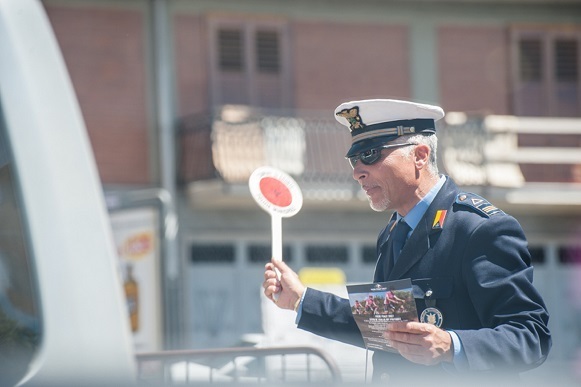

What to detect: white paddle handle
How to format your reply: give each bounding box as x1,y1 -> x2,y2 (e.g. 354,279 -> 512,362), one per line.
271,214 -> 282,301
271,214 -> 282,262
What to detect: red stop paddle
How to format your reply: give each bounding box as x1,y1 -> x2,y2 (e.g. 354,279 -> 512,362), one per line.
249,166 -> 303,264
249,167 -> 303,302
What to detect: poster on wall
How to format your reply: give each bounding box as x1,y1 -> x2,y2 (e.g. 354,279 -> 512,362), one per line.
109,207 -> 162,352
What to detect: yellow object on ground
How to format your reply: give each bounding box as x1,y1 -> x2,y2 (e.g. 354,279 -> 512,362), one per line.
298,267 -> 346,285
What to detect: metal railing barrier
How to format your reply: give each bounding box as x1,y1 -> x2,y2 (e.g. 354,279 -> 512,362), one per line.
136,345 -> 342,385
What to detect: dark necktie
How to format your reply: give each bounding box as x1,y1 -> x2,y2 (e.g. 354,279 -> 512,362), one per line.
391,220 -> 411,265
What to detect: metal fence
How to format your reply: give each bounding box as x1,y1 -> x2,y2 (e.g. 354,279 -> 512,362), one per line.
136,346 -> 342,384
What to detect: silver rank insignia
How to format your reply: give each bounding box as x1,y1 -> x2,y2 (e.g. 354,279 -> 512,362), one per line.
420,307 -> 443,327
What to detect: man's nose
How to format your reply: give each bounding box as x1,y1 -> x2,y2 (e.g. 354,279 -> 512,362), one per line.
352,163 -> 367,182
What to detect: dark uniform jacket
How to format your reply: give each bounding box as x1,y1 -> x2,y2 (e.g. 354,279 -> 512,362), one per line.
297,176 -> 551,385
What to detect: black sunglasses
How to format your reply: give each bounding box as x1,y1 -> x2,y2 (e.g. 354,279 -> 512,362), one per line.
347,142 -> 415,168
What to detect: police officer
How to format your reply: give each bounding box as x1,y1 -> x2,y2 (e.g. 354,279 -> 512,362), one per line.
263,98 -> 551,385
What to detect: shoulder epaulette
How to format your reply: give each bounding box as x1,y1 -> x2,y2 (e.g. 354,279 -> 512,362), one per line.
455,192 -> 503,218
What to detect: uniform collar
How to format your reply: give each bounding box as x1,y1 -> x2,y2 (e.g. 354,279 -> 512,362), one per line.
397,175 -> 446,232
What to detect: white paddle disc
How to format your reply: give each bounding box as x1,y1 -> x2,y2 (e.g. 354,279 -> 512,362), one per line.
249,166 -> 303,219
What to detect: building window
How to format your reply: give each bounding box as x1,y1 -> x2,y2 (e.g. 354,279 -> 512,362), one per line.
558,245 -> 581,264
218,29 -> 244,72
256,30 -> 280,74
306,245 -> 348,264
555,39 -> 578,82
210,19 -> 290,108
512,28 -> 581,117
519,39 -> 542,82
217,28 -> 280,74
248,244 -> 292,264
190,244 -> 235,264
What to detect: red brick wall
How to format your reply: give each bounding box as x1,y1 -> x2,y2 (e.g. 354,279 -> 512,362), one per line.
174,13 -> 210,116
293,21 -> 411,111
45,5 -> 151,185
438,25 -> 510,115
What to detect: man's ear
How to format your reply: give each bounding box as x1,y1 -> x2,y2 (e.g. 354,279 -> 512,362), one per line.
414,144 -> 430,169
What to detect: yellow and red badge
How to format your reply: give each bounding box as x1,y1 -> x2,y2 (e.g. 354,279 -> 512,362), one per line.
432,210 -> 447,230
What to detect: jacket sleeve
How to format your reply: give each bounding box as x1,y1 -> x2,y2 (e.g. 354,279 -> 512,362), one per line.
296,287 -> 365,348
455,214 -> 551,372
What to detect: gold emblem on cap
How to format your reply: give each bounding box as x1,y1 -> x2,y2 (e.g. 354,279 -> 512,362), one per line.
336,106 -> 365,132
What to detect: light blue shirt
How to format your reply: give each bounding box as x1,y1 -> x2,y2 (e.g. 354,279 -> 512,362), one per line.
295,175 -> 467,370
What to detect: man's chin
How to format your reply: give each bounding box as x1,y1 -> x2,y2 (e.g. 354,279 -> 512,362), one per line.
368,198 -> 389,212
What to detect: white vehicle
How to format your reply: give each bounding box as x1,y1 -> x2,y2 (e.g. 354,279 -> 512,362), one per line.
0,0 -> 136,385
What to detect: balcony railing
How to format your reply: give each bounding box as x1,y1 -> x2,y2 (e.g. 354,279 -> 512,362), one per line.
177,105 -> 581,201
439,113 -> 581,187
177,105 -> 358,198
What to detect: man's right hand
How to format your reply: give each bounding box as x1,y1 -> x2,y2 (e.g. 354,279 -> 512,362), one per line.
263,259 -> 305,311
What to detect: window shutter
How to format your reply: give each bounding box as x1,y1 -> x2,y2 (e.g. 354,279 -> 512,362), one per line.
256,30 -> 280,74
555,39 -> 578,82
519,38 -> 542,82
218,29 -> 244,72
515,36 -> 545,115
554,38 -> 579,116
215,27 -> 248,105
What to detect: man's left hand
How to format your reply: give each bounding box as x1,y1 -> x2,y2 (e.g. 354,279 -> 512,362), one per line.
384,321 -> 454,366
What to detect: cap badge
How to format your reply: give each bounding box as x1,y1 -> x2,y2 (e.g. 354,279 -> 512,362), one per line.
336,106 -> 365,132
